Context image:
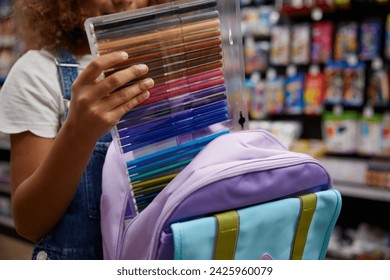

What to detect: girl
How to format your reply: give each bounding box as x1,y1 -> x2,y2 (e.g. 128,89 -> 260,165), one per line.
0,0 -> 170,260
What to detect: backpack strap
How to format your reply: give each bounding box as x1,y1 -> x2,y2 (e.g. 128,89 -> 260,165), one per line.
55,48 -> 79,124
290,193 -> 317,260
213,210 -> 239,260
212,193 -> 317,260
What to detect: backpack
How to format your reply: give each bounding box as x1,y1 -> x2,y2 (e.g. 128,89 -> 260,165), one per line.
101,129 -> 342,259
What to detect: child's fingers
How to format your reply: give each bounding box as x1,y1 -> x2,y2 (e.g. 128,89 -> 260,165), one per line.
77,51 -> 129,83
104,78 -> 154,111
107,78 -> 154,120
110,90 -> 151,121
95,64 -> 149,97
123,91 -> 151,113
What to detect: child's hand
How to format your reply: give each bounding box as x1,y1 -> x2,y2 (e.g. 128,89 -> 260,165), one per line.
65,51 -> 153,142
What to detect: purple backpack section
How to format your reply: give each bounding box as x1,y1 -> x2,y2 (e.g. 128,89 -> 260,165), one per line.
101,129 -> 333,259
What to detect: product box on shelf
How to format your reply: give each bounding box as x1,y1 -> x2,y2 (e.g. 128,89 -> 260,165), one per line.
323,111 -> 359,153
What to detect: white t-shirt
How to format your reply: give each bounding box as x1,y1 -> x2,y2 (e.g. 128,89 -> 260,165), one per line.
0,49 -> 92,138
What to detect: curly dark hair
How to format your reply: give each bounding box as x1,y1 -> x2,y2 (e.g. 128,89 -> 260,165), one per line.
12,0 -> 176,54
12,0 -> 89,54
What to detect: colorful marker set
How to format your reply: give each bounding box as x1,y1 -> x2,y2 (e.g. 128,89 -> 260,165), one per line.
128,130 -> 229,211
85,0 -> 247,215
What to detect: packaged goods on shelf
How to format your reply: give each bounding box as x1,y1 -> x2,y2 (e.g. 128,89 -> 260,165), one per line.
323,111 -> 359,153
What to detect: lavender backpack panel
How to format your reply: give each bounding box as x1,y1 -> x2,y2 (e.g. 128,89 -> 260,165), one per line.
101,129 -> 334,259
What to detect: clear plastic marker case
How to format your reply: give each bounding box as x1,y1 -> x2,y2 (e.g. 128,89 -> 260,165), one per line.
85,0 -> 248,216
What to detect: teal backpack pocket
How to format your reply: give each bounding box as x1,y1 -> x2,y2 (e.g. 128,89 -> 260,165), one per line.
171,189 -> 342,260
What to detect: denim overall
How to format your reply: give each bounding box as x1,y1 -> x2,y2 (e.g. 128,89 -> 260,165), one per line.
32,49 -> 112,259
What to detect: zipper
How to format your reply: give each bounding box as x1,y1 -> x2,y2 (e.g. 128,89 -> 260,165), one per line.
147,154 -> 330,259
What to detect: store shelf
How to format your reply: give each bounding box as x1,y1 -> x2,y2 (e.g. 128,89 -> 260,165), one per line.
335,182 -> 390,203
0,182 -> 10,195
0,215 -> 23,241
0,140 -> 10,150
0,214 -> 13,228
0,181 -> 13,237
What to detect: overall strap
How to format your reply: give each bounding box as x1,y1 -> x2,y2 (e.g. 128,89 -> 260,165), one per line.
55,48 -> 79,124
